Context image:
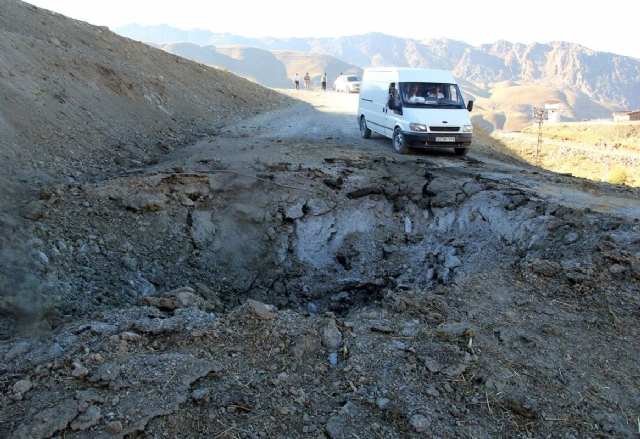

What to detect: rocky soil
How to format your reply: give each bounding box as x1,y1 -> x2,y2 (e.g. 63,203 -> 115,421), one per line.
2,1 -> 640,438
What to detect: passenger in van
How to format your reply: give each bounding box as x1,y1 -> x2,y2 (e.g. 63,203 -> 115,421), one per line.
387,83 -> 402,114
428,85 -> 444,99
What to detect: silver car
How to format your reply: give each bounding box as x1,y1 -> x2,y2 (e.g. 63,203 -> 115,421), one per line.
333,75 -> 361,93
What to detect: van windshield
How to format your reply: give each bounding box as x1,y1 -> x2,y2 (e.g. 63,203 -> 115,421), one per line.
399,82 -> 466,108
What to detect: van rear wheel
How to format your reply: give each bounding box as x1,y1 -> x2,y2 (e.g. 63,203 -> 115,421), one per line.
360,117 -> 371,139
392,129 -> 409,154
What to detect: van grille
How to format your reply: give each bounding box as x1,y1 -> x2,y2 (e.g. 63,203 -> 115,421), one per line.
430,126 -> 460,132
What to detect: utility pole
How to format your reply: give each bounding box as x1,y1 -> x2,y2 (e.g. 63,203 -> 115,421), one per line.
532,107 -> 548,166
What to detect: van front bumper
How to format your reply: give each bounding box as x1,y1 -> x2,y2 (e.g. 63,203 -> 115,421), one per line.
404,132 -> 472,146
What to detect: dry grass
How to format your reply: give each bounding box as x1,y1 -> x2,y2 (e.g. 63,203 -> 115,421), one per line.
522,122 -> 640,151
473,122 -> 640,187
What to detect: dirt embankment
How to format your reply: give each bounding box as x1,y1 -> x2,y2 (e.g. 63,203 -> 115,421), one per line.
1,1 -> 640,438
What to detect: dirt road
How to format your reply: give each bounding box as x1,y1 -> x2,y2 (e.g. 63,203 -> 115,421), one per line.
166,89 -> 640,219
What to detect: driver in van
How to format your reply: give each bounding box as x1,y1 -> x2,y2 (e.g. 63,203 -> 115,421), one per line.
408,83 -> 423,99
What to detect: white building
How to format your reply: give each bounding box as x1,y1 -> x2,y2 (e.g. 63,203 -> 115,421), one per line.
544,101 -> 563,123
613,110 -> 640,121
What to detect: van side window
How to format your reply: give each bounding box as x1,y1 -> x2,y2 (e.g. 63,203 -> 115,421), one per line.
387,83 -> 402,114
388,83 -> 399,108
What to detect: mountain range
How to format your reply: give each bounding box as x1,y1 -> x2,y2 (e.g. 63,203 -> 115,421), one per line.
115,25 -> 640,132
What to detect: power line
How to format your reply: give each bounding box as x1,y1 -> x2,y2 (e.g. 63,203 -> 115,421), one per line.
532,107 -> 548,166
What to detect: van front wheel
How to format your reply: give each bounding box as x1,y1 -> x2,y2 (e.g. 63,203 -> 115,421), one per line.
392,129 -> 409,154
360,117 -> 371,139
454,147 -> 469,156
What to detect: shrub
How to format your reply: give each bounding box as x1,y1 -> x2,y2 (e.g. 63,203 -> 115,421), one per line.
606,168 -> 628,185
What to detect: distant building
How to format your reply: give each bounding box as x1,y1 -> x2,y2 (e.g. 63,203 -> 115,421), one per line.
544,101 -> 563,123
612,110 -> 640,121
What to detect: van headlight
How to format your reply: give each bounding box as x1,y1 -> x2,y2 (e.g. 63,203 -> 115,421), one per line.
463,124 -> 473,132
409,123 -> 427,131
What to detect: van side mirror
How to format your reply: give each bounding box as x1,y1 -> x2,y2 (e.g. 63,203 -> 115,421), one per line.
467,99 -> 474,112
388,97 -> 403,115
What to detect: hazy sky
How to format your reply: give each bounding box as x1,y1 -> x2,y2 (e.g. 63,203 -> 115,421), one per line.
26,0 -> 640,59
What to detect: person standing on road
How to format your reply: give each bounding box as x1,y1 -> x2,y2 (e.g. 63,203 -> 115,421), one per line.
303,73 -> 311,90
293,73 -> 300,90
321,73 -> 327,91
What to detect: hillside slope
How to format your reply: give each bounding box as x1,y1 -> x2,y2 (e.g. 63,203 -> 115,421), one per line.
160,43 -> 362,88
0,0 -> 292,206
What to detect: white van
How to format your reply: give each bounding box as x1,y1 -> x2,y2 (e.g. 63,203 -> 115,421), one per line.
357,68 -> 474,155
